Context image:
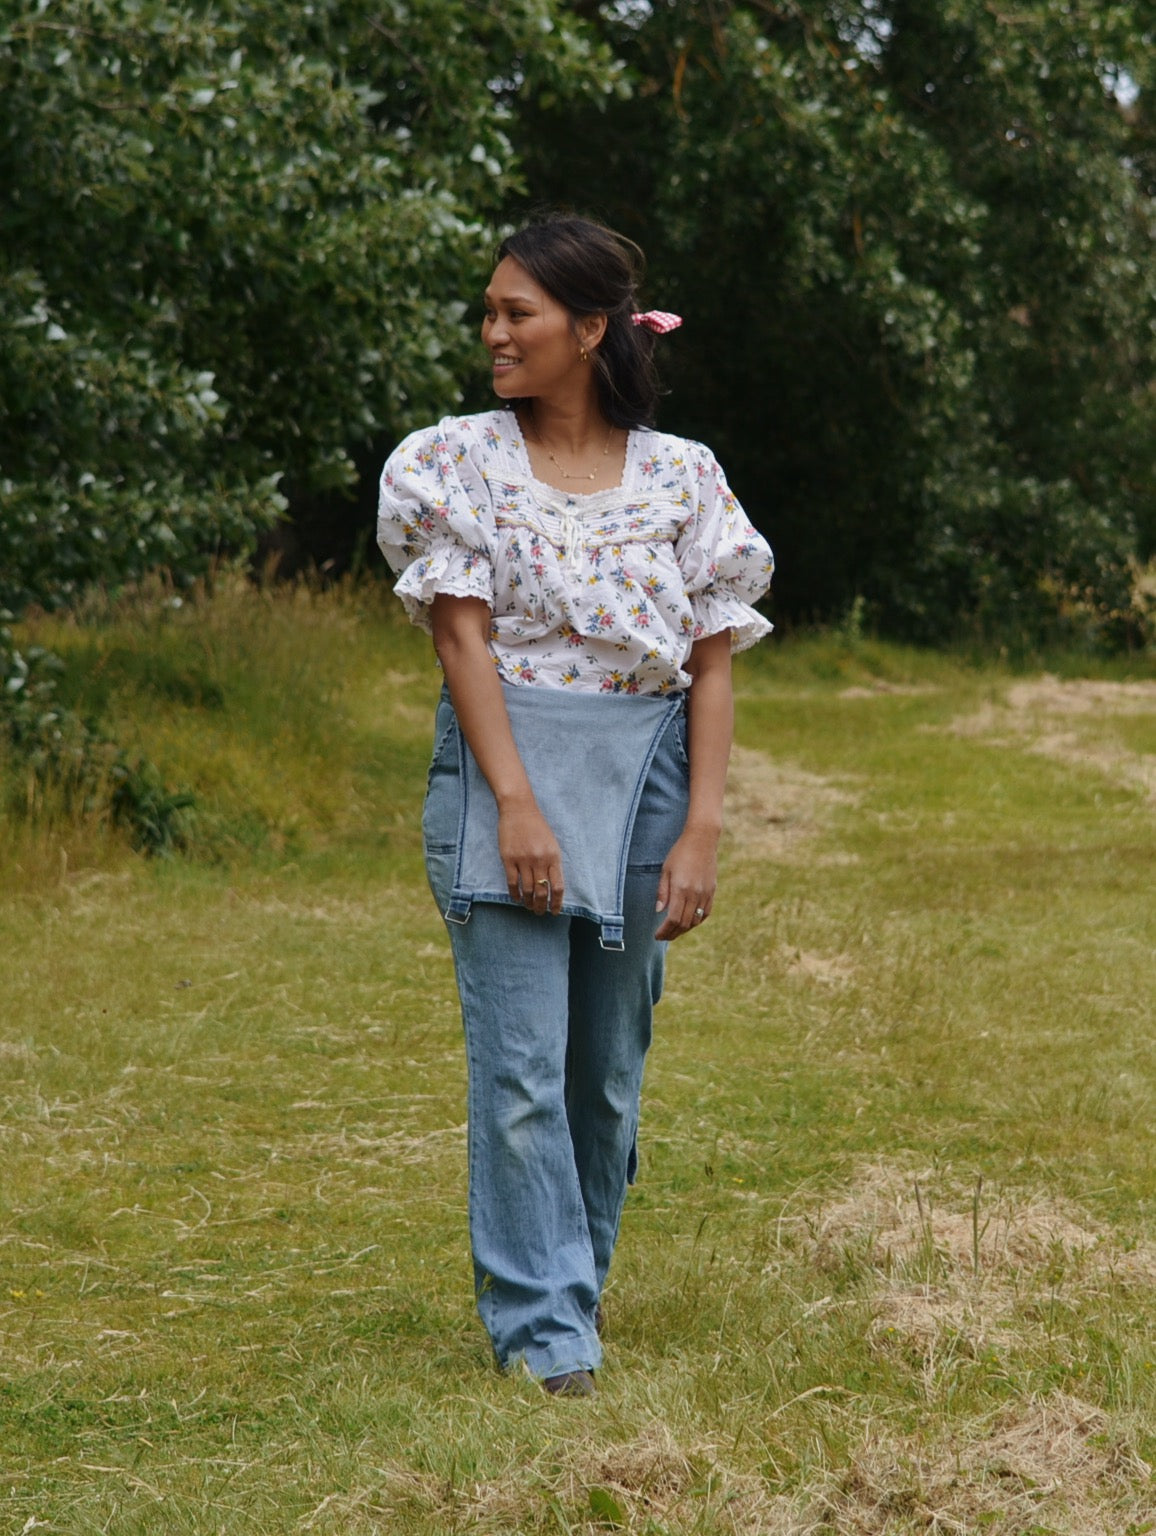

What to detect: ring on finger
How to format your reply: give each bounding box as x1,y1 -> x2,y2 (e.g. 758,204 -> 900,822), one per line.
694,906 -> 706,919
536,877 -> 550,887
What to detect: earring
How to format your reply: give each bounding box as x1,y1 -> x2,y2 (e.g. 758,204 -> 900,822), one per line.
579,346 -> 589,363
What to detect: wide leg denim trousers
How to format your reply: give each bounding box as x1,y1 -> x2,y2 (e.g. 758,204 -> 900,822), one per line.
423,691 -> 690,1380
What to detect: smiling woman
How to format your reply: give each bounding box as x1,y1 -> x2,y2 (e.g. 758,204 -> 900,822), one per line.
376,212 -> 774,1397
486,219 -> 663,453
484,263 -> 589,397
482,256 -> 629,487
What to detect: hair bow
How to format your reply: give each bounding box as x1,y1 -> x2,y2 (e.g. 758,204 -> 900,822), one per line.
631,310 -> 683,334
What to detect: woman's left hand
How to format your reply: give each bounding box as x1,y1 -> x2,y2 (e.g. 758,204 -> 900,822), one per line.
654,825 -> 719,941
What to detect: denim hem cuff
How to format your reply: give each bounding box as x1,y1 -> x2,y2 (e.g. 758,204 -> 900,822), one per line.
512,1331 -> 602,1381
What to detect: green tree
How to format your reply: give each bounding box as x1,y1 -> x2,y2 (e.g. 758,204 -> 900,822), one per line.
1,0 -> 615,803
515,0 -> 1156,644
1,0 -> 615,617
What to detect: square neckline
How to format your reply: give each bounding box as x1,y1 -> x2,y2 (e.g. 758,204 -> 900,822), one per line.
501,409 -> 642,506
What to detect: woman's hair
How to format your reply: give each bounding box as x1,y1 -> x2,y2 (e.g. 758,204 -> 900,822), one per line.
496,213 -> 663,429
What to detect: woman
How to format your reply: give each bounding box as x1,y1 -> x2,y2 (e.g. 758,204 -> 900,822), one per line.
377,214 -> 773,1396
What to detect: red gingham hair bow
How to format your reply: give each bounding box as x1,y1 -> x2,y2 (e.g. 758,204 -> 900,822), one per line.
632,310 -> 683,334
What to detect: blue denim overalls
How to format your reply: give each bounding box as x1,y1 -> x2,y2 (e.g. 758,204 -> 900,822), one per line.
423,684 -> 690,1379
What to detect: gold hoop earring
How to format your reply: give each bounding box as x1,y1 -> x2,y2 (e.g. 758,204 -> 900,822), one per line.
579,346 -> 589,363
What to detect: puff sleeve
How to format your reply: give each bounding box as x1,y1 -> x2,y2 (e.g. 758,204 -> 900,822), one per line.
675,445 -> 774,652
376,419 -> 496,631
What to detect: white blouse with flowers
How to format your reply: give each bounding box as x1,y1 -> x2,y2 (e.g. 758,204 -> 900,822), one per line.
377,409 -> 774,696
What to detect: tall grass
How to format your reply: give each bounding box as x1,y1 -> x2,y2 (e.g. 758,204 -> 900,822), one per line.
2,584 -> 1155,1533
3,578 -> 434,880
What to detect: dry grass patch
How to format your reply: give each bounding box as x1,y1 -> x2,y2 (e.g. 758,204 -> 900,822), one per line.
0,1039 -> 38,1062
944,676 -> 1156,805
797,1164 -> 1156,1532
300,1422 -> 800,1536
342,1398 -> 1154,1536
838,682 -> 941,700
781,947 -> 857,987
1005,679 -> 1156,716
807,1162 -> 1156,1364
809,1393 -> 1155,1535
812,1161 -> 1156,1281
724,745 -> 860,866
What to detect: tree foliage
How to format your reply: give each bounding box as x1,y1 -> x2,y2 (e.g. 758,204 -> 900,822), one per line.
0,0 -> 616,620
2,0 -> 1154,678
516,0 -> 1156,644
0,0 -> 615,821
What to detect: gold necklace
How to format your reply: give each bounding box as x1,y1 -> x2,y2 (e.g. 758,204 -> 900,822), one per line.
528,408 -> 615,481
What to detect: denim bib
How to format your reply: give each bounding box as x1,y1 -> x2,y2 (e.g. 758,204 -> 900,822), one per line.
443,685 -> 683,950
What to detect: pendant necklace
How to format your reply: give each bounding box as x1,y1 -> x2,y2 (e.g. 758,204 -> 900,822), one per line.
528,406 -> 615,482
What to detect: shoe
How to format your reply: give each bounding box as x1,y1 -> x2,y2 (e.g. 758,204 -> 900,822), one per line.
543,1370 -> 596,1398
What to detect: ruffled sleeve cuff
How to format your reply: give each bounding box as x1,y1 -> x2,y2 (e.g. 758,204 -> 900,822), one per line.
392,541 -> 495,633
690,589 -> 774,653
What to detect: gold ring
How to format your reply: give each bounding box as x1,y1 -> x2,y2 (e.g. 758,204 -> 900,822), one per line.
536,878 -> 550,886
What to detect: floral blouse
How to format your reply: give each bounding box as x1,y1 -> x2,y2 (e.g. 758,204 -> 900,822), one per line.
377,409 -> 774,695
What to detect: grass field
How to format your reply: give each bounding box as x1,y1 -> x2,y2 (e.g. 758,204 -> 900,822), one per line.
3,582 -> 1156,1534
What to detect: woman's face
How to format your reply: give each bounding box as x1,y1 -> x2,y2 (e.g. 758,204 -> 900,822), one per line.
482,256 -> 588,401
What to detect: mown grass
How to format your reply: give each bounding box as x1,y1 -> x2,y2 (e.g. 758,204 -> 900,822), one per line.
2,582 -> 1156,1533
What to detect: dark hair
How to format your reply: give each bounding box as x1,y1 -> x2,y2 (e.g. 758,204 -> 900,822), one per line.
496,214 -> 663,429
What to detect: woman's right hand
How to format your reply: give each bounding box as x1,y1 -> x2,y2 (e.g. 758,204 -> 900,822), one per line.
430,594 -> 564,917
499,802 -> 565,915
